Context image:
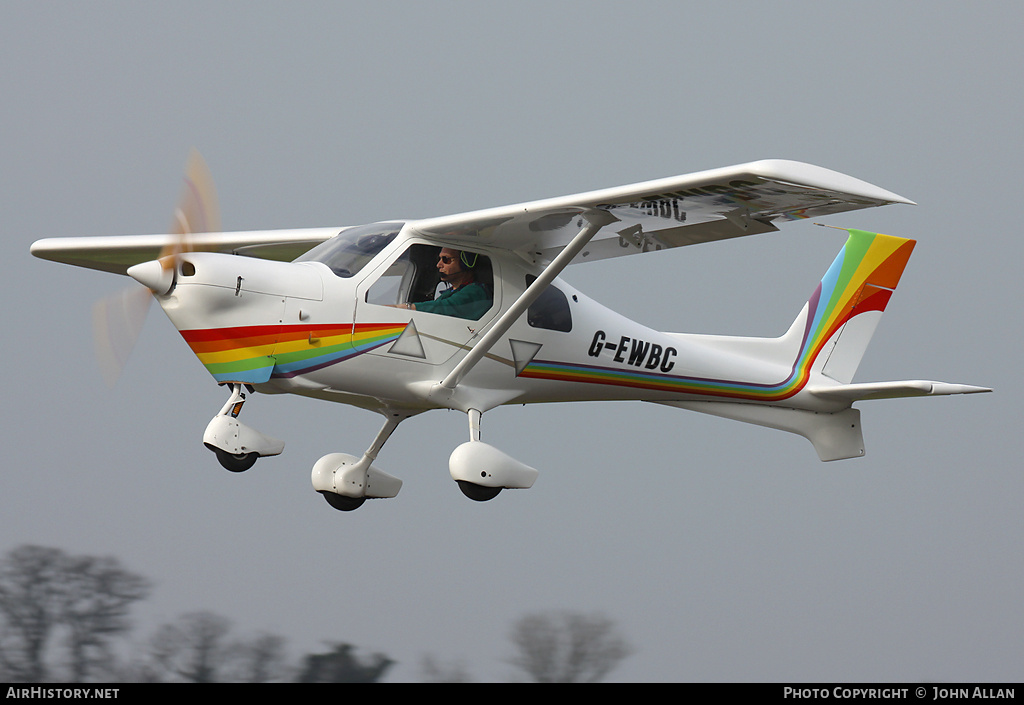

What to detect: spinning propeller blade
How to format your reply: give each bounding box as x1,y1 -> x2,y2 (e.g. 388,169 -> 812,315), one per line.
93,149 -> 221,386
92,287 -> 152,387
161,147 -> 221,268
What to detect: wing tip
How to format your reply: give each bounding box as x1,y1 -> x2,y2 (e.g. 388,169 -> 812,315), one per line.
747,159 -> 917,206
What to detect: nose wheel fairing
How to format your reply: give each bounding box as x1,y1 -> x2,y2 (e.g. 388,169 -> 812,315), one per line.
203,383 -> 285,471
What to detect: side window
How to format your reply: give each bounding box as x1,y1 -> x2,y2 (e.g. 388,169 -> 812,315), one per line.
365,251 -> 412,306
526,275 -> 572,332
366,244 -> 441,306
413,248 -> 494,321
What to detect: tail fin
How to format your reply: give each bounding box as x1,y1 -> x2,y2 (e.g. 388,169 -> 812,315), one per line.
660,228 -> 918,395
797,228 -> 916,384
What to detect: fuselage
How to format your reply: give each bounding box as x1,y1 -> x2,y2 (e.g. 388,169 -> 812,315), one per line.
147,225 -> 836,417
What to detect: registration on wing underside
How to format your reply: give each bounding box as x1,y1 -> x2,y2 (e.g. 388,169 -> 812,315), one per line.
598,176 -> 882,226
560,178 -> 883,261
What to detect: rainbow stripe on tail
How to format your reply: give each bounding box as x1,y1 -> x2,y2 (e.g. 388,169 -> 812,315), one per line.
798,228 -> 916,385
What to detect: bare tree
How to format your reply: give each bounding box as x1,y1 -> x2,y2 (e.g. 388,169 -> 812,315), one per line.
149,611 -> 235,683
233,632 -> 290,683
61,555 -> 150,681
508,610 -> 631,683
0,546 -> 67,682
0,546 -> 149,682
146,612 -> 293,683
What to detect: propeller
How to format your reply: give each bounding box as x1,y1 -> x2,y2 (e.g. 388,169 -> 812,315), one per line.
92,149 -> 221,386
164,147 -> 221,270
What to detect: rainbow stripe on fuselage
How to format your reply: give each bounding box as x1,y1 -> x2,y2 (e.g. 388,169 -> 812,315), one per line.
519,230 -> 915,401
179,322 -> 406,384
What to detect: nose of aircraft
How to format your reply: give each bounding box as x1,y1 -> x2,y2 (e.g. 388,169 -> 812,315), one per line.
127,258 -> 175,295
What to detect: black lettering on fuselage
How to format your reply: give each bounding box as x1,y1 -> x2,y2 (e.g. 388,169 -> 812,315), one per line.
662,346 -> 677,371
613,336 -> 628,363
628,338 -> 649,366
645,344 -> 663,370
587,330 -> 677,372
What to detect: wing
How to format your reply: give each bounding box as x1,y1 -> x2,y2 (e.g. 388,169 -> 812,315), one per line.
32,160 -> 912,275
407,160 -> 914,263
30,228 -> 338,275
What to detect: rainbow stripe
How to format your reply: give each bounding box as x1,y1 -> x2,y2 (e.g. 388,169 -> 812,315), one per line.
520,230 -> 915,401
180,322 -> 407,384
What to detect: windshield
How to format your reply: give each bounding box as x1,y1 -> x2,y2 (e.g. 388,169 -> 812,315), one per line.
294,221 -> 404,277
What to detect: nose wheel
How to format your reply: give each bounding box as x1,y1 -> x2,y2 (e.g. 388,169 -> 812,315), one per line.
203,383 -> 284,471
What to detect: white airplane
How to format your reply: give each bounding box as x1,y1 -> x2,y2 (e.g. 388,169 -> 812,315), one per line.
31,154 -> 990,510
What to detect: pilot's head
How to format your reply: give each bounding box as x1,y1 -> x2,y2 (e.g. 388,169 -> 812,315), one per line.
437,248 -> 476,286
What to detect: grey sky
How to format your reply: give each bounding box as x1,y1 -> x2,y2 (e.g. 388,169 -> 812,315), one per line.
2,1 -> 1020,682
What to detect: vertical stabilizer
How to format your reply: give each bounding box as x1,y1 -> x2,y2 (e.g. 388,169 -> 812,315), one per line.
799,229 -> 915,384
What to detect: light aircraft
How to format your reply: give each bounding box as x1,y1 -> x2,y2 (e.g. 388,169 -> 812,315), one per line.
31,154 -> 990,511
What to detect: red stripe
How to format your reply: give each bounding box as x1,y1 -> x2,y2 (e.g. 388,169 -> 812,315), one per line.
180,324 -> 282,343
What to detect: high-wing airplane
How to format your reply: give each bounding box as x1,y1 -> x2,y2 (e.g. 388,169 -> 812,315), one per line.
31,154 -> 990,511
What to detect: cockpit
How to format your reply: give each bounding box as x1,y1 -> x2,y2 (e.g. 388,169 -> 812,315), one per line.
366,244 -> 494,321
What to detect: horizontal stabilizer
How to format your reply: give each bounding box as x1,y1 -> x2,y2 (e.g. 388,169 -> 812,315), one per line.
808,380 -> 992,403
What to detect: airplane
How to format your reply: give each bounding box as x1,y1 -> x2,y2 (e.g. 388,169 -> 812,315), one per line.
30,154 -> 991,511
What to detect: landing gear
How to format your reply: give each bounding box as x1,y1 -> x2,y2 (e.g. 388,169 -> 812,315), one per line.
310,412 -> 408,511
449,409 -> 537,502
203,383 -> 284,471
202,391 -> 539,510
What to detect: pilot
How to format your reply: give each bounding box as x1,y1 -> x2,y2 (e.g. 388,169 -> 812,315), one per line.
397,248 -> 491,320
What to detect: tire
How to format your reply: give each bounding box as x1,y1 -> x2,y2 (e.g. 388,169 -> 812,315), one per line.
214,448 -> 258,473
457,480 -> 502,502
320,491 -> 366,512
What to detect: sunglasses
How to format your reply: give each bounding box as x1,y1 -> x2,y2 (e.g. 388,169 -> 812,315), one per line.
438,255 -> 455,264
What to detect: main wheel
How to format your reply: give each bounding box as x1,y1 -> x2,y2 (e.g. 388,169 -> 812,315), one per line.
457,480 -> 502,502
320,491 -> 366,512
214,448 -> 258,473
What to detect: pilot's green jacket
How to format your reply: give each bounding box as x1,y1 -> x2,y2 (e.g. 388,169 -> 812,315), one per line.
415,282 -> 491,320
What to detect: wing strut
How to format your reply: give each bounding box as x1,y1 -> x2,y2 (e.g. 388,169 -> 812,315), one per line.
439,210 -> 617,391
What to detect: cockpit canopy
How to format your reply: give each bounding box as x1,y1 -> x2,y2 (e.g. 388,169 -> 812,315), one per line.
294,221 -> 404,277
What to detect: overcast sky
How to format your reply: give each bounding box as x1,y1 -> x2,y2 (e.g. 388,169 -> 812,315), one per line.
2,1 -> 1020,682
